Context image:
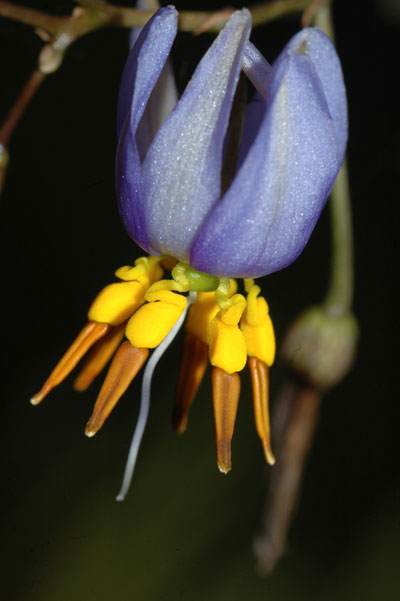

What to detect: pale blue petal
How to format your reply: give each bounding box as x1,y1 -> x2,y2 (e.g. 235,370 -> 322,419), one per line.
190,47 -> 340,278
116,7 -> 177,252
282,27 -> 348,162
134,60 -> 178,163
237,91 -> 266,169
128,0 -> 161,50
129,1 -> 178,162
242,41 -> 273,99
116,6 -> 177,138
141,9 -> 252,261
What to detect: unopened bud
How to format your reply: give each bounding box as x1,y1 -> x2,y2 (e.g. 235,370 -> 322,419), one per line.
281,306 -> 358,389
39,44 -> 64,74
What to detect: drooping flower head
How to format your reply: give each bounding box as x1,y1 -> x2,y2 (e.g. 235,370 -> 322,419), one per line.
116,6 -> 347,278
32,7 -> 347,499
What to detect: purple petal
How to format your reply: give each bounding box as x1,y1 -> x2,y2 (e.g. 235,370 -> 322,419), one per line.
134,61 -> 178,163
236,42 -> 274,169
190,44 -> 341,278
128,1 -> 161,50
282,27 -> 348,163
129,1 -> 178,161
141,9 -> 251,261
242,41 -> 273,99
236,91 -> 266,169
116,6 -> 177,138
116,6 -> 178,252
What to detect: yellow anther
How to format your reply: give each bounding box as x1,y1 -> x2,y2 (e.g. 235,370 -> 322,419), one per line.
143,289 -> 187,306
186,291 -> 220,344
88,258 -> 163,326
115,256 -> 162,283
214,278 -> 231,308
245,284 -> 268,326
220,293 -> 247,326
115,265 -> 145,281
186,280 -> 237,344
209,317 -> 247,374
88,281 -> 149,326
209,294 -> 247,374
240,286 -> 275,366
244,278 -> 255,293
126,290 -> 187,349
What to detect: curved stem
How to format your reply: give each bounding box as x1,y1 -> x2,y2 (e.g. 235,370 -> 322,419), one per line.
0,69 -> 46,149
325,160 -> 354,314
313,5 -> 354,314
254,382 -> 322,573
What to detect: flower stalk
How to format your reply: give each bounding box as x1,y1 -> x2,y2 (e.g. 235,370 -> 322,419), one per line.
0,0 -> 324,191
315,2 -> 354,315
0,69 -> 46,150
253,0 -> 358,573
0,68 -> 46,193
325,151 -> 354,314
0,1 -> 315,36
253,383 -> 321,574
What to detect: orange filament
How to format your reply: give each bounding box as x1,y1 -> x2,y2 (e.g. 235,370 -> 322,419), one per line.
248,357 -> 275,465
85,342 -> 149,437
74,323 -> 126,392
173,332 -> 209,434
211,367 -> 241,473
30,321 -> 110,405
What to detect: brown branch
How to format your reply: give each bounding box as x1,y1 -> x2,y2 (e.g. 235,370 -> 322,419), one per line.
75,0 -> 108,8
0,69 -> 46,149
110,1 -> 313,32
253,381 -> 322,574
0,1 -> 315,37
0,0 -> 317,77
0,2 -> 66,35
301,0 -> 326,27
0,0 -> 315,188
251,0 -> 310,27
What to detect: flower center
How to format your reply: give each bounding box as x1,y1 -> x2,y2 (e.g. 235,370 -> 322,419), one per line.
171,261 -> 220,292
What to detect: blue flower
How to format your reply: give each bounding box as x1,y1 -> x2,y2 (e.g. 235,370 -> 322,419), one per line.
116,6 -> 347,279
32,7 -> 348,497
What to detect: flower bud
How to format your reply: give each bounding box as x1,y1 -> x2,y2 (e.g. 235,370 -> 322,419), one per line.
39,44 -> 65,74
281,306 -> 358,389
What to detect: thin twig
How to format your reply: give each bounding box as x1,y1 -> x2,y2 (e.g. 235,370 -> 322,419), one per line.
0,2 -> 66,35
0,0 -> 315,36
301,0 -> 326,28
253,0 -> 356,575
75,0 -> 108,9
0,0 -> 315,192
324,160 -> 354,314
251,0 -> 310,26
313,4 -> 354,314
0,69 -> 46,149
254,382 -> 322,574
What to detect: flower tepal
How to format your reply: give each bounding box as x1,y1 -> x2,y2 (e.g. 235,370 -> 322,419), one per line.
190,27 -> 347,277
32,7 -> 347,498
117,8 -> 347,278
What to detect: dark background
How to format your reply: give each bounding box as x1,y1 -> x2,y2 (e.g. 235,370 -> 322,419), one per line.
1,1 -> 399,600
